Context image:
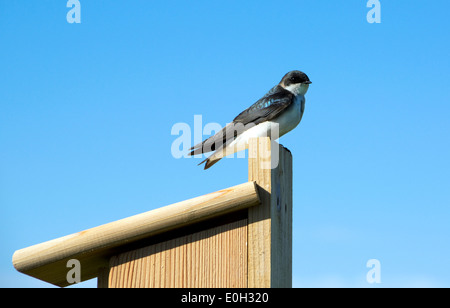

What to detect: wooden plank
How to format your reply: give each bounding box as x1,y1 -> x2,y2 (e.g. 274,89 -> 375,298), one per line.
13,181 -> 260,287
247,137 -> 293,288
107,219 -> 248,288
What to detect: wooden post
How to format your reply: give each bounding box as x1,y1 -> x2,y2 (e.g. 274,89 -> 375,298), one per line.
248,137 -> 293,288
12,137 -> 293,288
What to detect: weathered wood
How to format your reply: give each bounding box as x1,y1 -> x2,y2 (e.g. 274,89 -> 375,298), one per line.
107,219 -> 248,288
247,137 -> 293,287
12,181 -> 260,287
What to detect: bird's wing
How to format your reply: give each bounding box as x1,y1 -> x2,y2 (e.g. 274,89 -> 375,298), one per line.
188,85 -> 293,155
233,85 -> 293,125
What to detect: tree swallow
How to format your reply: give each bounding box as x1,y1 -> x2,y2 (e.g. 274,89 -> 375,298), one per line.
189,70 -> 311,169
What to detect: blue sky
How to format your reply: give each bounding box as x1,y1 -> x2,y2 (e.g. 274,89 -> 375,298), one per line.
1,1 -> 449,288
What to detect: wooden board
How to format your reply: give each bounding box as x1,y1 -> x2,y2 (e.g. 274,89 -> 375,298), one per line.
106,219 -> 248,288
13,182 -> 259,287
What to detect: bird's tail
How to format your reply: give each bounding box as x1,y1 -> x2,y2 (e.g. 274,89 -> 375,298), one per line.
197,144 -> 232,169
198,156 -> 222,170
197,137 -> 249,169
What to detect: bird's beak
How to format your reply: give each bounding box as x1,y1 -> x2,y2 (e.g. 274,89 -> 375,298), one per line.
303,81 -> 312,84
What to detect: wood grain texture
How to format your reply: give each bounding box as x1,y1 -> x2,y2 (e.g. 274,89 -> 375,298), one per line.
248,137 -> 293,288
107,219 -> 248,288
13,182 -> 259,287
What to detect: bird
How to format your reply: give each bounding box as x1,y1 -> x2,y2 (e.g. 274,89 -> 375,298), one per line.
188,70 -> 311,169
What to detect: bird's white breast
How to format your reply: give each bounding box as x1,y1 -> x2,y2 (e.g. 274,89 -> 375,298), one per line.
274,94 -> 305,137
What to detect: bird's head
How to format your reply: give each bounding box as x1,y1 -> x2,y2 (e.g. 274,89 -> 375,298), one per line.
280,70 -> 311,96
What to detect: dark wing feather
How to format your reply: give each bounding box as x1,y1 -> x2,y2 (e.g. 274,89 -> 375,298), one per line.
233,85 -> 293,125
188,85 -> 293,156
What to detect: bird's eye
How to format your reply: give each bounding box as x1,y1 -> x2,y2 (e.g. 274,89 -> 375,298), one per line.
290,77 -> 296,82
